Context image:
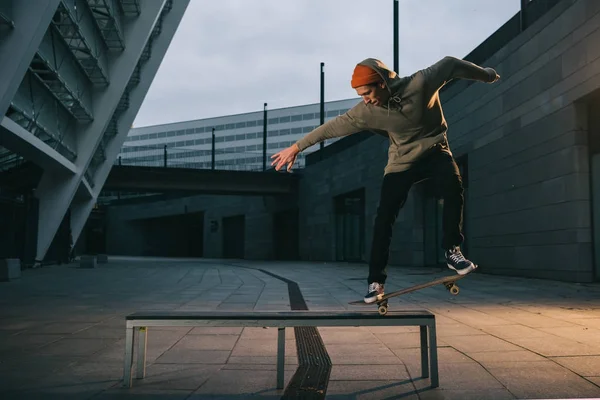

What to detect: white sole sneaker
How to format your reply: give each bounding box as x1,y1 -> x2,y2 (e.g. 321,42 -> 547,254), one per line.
447,263 -> 477,275
364,293 -> 384,304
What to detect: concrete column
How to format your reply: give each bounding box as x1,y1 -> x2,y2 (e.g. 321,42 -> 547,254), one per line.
35,0 -> 168,262
0,0 -> 61,117
69,0 -> 190,244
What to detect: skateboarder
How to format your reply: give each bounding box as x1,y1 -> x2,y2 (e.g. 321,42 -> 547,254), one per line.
271,56 -> 500,303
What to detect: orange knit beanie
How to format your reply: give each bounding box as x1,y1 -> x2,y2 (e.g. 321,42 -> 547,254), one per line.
351,64 -> 381,88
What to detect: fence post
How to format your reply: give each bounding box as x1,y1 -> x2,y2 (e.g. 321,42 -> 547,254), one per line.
263,103 -> 267,171
211,127 -> 215,170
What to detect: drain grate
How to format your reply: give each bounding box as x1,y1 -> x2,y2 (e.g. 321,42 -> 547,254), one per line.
257,268 -> 332,399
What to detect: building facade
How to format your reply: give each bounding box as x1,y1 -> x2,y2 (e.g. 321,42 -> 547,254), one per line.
120,98 -> 359,171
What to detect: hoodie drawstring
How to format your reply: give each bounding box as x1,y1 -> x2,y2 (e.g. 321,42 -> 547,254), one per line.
387,94 -> 403,116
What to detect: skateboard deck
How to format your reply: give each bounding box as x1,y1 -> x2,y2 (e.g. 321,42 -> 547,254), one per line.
348,273 -> 467,315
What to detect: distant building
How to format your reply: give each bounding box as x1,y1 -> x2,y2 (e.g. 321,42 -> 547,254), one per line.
120,98 -> 360,170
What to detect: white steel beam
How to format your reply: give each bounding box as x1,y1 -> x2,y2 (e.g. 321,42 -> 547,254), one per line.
34,0 -> 168,262
0,0 -> 61,117
70,0 -> 190,244
0,116 -> 77,175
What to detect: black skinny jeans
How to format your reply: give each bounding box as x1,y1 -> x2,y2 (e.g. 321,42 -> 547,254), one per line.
368,148 -> 464,284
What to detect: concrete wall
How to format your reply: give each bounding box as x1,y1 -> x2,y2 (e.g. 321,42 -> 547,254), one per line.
106,194 -> 293,259
298,0 -> 600,282
437,0 -> 598,282
297,135 -> 428,266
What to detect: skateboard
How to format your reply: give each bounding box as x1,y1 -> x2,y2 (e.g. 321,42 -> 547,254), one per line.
348,273 -> 466,315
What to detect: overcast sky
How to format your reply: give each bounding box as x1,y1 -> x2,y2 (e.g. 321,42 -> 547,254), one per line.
132,0 -> 521,128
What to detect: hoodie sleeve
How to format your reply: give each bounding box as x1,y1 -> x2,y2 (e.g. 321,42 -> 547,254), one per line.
294,105 -> 366,152
422,56 -> 495,92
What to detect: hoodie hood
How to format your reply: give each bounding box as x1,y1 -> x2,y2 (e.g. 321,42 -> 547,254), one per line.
356,58 -> 406,94
356,58 -> 407,111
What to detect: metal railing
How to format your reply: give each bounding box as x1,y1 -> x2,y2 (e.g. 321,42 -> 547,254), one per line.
115,144 -> 306,172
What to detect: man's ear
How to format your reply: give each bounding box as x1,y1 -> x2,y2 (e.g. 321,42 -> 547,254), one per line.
379,81 -> 386,89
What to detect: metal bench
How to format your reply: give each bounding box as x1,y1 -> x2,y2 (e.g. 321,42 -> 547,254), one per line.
123,310 -> 438,389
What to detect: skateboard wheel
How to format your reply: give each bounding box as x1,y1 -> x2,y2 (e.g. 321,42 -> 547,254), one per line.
378,305 -> 388,316
450,285 -> 460,295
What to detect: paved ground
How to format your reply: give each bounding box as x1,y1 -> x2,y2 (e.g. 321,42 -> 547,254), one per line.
0,256 -> 599,399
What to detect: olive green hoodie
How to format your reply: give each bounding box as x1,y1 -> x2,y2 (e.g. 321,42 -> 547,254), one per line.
295,56 -> 497,174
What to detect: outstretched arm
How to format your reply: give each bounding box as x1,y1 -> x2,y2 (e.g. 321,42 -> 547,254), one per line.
294,109 -> 365,151
423,56 -> 500,92
271,107 -> 365,171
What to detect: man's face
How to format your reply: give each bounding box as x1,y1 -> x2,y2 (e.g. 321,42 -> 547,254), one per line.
356,82 -> 389,106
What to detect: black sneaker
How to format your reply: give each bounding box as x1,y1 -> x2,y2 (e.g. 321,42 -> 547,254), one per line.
445,246 -> 477,275
364,282 -> 384,303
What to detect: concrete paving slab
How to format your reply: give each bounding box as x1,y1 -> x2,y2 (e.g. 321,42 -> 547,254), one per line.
375,332 -> 430,348
71,326 -> 124,339
222,363 -> 298,371
323,343 -> 398,358
318,329 -> 378,344
124,363 -> 221,390
171,334 -> 239,351
435,323 -> 486,337
417,388 -> 516,400
0,333 -> 65,355
155,349 -> 231,364
226,356 -> 298,365
468,350 -> 547,364
36,337 -> 118,357
441,334 -> 523,353
239,326 -> 295,340
505,334 -> 600,356
328,364 -> 411,381
188,369 -> 289,397
324,379 -> 420,399
95,388 -> 193,399
590,377 -> 600,386
230,338 -> 297,357
428,308 -> 512,327
478,324 -> 551,338
485,360 -> 600,398
189,326 -> 243,334
364,326 -> 420,334
539,325 -> 600,346
571,318 -> 600,329
550,355 -> 600,377
411,362 -> 506,391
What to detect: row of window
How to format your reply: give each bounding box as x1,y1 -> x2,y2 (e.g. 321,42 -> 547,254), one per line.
119,142 -> 307,162
124,108 -> 350,143
119,153 -> 306,166
121,126 -> 319,153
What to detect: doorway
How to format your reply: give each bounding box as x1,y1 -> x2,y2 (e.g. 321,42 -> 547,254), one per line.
334,188 -> 365,262
222,214 -> 245,259
273,208 -> 299,260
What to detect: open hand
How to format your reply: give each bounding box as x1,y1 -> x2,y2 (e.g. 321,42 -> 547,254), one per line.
485,67 -> 500,83
271,144 -> 300,172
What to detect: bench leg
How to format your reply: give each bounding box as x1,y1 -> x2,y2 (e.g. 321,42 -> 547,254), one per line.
136,327 -> 147,379
123,326 -> 135,387
428,323 -> 439,388
277,327 -> 285,389
420,325 -> 428,378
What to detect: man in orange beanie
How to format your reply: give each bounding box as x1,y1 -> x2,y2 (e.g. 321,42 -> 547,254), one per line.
271,56 -> 500,303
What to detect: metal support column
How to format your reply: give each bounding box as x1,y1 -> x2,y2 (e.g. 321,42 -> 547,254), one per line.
263,102 -> 267,171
